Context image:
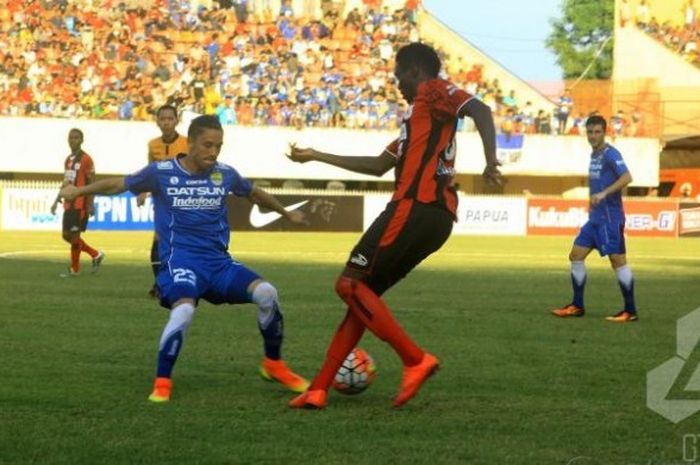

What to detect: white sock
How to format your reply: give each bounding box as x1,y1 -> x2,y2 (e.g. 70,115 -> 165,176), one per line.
159,302 -> 195,349
571,261 -> 586,286
251,282 -> 281,329
615,265 -> 634,290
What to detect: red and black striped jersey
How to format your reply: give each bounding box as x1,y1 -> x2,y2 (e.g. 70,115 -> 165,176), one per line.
385,79 -> 472,218
62,151 -> 95,210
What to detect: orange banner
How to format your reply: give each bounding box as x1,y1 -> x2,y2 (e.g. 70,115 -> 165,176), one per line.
623,200 -> 679,237
527,198 -> 680,237
527,198 -> 588,236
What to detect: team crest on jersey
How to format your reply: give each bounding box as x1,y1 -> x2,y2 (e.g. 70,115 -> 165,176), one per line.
210,171 -> 223,186
169,176 -> 179,185
157,161 -> 174,170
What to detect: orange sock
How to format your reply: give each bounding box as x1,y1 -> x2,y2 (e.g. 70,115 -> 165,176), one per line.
308,309 -> 365,391
79,239 -> 98,258
70,240 -> 81,272
336,277 -> 423,367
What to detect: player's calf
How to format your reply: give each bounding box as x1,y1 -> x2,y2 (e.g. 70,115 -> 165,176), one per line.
252,282 -> 310,392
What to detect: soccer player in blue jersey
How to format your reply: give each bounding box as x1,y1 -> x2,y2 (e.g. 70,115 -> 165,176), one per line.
59,115 -> 310,401
552,115 -> 638,322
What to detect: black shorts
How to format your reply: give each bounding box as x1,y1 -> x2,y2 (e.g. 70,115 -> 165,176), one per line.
62,209 -> 88,233
346,199 -> 453,295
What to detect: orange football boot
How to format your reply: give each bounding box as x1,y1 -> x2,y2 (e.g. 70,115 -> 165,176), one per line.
288,389 -> 328,409
551,304 -> 585,318
148,377 -> 172,403
393,352 -> 440,408
259,357 -> 310,393
605,311 -> 638,323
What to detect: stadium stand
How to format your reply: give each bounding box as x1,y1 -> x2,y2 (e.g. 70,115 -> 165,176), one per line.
0,0 -> 559,135
615,0 -> 700,137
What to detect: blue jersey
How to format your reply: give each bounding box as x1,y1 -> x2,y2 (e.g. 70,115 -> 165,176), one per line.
588,144 -> 629,224
125,156 -> 253,261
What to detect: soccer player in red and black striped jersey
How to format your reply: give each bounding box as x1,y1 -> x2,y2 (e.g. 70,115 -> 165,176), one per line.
50,128 -> 104,277
287,42 -> 502,409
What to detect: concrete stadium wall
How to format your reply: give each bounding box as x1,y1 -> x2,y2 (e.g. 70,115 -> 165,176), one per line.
614,26 -> 700,87
0,117 -> 661,186
565,80 -> 613,121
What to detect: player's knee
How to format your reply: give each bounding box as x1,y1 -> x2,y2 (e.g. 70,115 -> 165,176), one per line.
251,282 -> 281,328
170,302 -> 195,327
251,281 -> 278,311
335,276 -> 356,301
609,255 -> 626,269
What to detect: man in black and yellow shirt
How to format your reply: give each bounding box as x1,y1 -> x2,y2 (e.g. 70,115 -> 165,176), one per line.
140,105 -> 189,297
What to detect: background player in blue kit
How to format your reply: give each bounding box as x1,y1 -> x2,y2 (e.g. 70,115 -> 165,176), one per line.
60,115 -> 310,401
552,115 -> 638,323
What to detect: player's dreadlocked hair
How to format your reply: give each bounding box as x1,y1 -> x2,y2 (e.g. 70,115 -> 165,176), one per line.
395,42 -> 441,78
188,114 -> 223,140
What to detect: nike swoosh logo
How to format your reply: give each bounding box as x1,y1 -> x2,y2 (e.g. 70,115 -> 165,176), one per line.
249,200 -> 309,228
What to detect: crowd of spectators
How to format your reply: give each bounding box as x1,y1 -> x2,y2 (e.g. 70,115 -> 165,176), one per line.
624,0 -> 700,71
0,0 -> 553,135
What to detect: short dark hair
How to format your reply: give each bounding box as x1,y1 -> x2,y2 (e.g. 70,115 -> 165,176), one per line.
156,104 -> 178,118
188,115 -> 222,140
395,42 -> 441,78
585,115 -> 607,131
69,128 -> 83,139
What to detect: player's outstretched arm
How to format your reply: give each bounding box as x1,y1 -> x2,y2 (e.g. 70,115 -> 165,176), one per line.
60,177 -> 128,202
459,99 -> 502,185
247,186 -> 309,225
286,143 -> 395,177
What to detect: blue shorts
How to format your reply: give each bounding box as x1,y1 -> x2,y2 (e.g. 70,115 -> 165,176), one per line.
574,220 -> 626,257
157,254 -> 261,309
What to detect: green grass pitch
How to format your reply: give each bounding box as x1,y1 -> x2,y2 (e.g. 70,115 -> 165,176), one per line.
1,231 -> 700,464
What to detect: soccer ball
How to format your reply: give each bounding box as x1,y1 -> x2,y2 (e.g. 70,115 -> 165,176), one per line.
333,348 -> 377,395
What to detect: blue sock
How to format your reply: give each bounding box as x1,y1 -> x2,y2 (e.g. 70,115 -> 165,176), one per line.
571,261 -> 586,309
157,330 -> 184,378
258,303 -> 283,360
155,302 -> 194,378
252,282 -> 285,360
616,265 -> 636,313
